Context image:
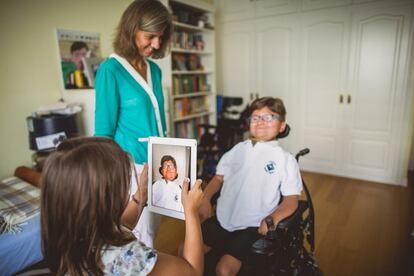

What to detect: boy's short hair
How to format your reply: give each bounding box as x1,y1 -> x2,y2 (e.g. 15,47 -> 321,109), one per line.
70,41 -> 88,53
249,97 -> 286,122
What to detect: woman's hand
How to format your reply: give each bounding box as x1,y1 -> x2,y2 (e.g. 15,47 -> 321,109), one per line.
181,178 -> 204,214
134,163 -> 148,204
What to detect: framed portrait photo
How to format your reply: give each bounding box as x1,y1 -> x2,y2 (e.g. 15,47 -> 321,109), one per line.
148,136 -> 197,220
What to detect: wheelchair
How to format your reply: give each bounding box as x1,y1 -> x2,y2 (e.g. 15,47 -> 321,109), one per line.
197,107 -> 321,275
240,147 -> 320,276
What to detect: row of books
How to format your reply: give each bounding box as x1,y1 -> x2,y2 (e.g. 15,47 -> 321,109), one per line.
174,116 -> 209,139
172,30 -> 205,51
173,75 -> 210,95
174,97 -> 208,118
172,53 -> 203,71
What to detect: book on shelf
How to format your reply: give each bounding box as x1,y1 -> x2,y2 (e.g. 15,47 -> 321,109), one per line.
172,53 -> 203,71
173,30 -> 204,50
181,97 -> 188,117
173,75 -> 208,95
173,97 -> 209,119
174,115 -> 209,139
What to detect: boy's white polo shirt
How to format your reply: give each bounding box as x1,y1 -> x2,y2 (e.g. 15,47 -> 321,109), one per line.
216,140 -> 302,231
152,179 -> 184,212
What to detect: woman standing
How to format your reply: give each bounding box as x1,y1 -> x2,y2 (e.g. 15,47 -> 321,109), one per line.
95,0 -> 172,246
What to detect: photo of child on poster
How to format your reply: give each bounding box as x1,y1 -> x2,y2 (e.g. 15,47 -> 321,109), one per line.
57,29 -> 103,89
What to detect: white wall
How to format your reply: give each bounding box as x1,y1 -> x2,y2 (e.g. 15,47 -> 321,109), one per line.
0,0 -> 133,179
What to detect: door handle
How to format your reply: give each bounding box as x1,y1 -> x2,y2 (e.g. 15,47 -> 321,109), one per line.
347,94 -> 351,104
339,94 -> 343,104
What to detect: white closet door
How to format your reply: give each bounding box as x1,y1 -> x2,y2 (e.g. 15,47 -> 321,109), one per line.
219,21 -> 255,105
217,0 -> 254,22
301,0 -> 352,11
255,14 -> 300,151
255,0 -> 299,17
343,4 -> 413,184
298,8 -> 351,174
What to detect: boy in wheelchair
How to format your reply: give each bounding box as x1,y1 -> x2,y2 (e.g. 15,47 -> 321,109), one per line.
199,97 -> 303,276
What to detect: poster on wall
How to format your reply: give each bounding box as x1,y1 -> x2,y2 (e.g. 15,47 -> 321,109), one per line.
57,29 -> 103,90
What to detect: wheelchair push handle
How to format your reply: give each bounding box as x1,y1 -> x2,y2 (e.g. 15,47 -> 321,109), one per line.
295,148 -> 310,161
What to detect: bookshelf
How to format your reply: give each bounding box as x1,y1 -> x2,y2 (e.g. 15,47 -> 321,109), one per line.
168,0 -> 216,139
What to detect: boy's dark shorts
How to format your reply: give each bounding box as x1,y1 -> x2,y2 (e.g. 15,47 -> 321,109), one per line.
202,216 -> 261,263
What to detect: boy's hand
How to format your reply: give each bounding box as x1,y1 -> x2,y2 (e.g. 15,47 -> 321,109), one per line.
258,219 -> 269,235
182,178 -> 204,214
198,198 -> 212,222
258,216 -> 276,236
134,163 -> 148,204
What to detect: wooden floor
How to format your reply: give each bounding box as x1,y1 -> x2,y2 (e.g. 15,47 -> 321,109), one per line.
154,171 -> 414,276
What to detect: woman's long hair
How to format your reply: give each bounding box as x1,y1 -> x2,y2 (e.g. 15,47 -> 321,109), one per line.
41,137 -> 135,275
113,0 -> 173,60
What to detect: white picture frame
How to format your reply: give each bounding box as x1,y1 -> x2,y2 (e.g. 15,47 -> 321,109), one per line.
148,136 -> 197,220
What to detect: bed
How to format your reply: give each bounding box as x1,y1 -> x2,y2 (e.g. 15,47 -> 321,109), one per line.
0,167 -> 43,276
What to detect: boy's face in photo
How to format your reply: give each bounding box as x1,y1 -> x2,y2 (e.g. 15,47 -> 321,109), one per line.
161,160 -> 177,181
249,106 -> 286,141
71,47 -> 88,64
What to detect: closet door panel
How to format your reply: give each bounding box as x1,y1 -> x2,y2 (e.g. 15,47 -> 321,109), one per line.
218,22 -> 255,105
302,0 -> 352,11
352,16 -> 400,132
343,4 -> 413,183
255,15 -> 300,151
218,0 -> 253,22
299,9 -> 351,172
255,0 -> 299,17
255,16 -> 299,107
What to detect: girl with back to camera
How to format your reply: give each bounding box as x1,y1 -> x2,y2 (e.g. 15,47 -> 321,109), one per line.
41,137 -> 204,275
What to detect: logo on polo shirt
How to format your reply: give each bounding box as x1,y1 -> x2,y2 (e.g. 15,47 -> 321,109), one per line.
264,161 -> 277,174
174,194 -> 179,202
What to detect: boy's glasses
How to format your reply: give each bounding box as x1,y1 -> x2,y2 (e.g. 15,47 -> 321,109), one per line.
162,164 -> 176,170
249,114 -> 281,124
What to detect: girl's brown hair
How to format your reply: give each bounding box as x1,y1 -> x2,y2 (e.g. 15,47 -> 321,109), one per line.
41,137 -> 135,275
113,0 -> 172,60
249,97 -> 287,122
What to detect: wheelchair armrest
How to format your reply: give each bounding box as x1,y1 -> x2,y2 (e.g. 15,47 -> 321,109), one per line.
277,200 -> 308,230
251,200 -> 309,256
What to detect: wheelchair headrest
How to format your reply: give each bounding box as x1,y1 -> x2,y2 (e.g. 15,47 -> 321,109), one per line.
276,124 -> 290,139
223,96 -> 243,108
